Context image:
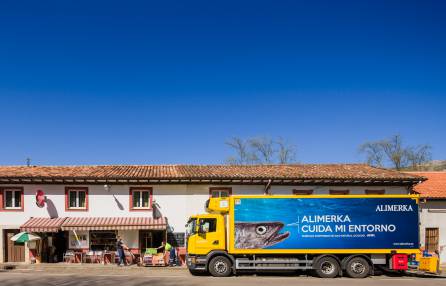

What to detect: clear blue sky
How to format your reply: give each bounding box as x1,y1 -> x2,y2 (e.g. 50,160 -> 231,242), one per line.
0,0 -> 445,165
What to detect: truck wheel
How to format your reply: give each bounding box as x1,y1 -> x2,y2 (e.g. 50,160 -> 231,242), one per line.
314,257 -> 340,278
188,269 -> 207,276
208,256 -> 232,277
345,257 -> 370,278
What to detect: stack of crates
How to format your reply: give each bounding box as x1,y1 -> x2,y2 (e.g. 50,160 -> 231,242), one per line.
142,248 -> 157,266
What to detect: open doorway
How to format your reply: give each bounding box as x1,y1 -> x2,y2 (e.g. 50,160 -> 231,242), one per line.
53,231 -> 68,263
36,231 -> 69,263
139,230 -> 164,254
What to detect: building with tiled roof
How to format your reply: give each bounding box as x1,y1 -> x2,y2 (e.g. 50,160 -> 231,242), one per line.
408,171 -> 446,262
0,164 -> 424,264
409,172 -> 446,199
0,164 -> 423,185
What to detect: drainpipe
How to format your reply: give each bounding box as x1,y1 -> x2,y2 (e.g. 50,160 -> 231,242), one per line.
264,179 -> 272,195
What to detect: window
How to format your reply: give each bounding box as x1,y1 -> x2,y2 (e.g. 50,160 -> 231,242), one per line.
89,231 -> 117,251
65,187 -> 88,211
209,187 -> 232,198
293,189 -> 313,195
329,190 -> 350,195
69,232 -> 88,249
199,218 -> 217,233
130,187 -> 152,210
425,228 -> 439,252
365,189 -> 385,195
186,218 -> 197,236
1,188 -> 23,210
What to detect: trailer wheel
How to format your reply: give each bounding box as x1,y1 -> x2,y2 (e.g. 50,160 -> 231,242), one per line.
208,256 -> 232,277
314,257 -> 340,278
345,257 -> 370,278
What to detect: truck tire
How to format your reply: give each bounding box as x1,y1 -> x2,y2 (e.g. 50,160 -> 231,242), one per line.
314,256 -> 340,278
345,257 -> 370,278
188,269 -> 207,276
208,256 -> 232,277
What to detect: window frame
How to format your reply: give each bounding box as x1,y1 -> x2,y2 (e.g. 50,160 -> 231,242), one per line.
209,187 -> 232,198
292,189 -> 314,195
0,187 -> 24,212
129,187 -> 153,211
365,189 -> 385,195
329,189 -> 350,195
65,187 -> 89,211
199,218 -> 217,233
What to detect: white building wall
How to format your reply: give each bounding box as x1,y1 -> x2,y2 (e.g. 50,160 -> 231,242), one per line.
419,200 -> 446,262
0,183 -> 410,262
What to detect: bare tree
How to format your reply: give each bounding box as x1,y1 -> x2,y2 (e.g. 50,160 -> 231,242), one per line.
225,137 -> 250,165
406,145 -> 432,170
249,137 -> 275,164
276,137 -> 297,164
358,142 -> 384,167
226,136 -> 297,165
359,135 -> 432,170
380,135 -> 408,170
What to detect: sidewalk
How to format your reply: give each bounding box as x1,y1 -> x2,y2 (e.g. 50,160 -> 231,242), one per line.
1,262 -> 187,274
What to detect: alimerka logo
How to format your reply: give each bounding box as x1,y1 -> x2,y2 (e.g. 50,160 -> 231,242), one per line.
376,204 -> 414,212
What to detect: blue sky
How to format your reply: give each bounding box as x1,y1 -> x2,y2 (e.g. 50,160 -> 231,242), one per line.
0,0 -> 445,165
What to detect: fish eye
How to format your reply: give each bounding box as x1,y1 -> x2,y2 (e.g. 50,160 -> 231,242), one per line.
255,225 -> 268,235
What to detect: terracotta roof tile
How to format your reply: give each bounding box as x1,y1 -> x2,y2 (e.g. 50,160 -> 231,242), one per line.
0,164 -> 423,184
408,172 -> 446,198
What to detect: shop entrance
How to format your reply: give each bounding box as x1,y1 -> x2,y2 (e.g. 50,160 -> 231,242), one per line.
27,231 -> 68,263
3,229 -> 25,262
54,231 -> 68,262
139,230 -> 164,253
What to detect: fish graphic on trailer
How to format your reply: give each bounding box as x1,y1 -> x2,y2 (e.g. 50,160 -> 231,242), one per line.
235,222 -> 290,249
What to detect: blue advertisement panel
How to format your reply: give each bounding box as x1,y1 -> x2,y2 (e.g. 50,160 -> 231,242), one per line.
234,197 -> 418,250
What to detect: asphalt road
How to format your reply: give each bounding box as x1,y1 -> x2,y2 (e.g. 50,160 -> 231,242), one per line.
1,270 -> 446,286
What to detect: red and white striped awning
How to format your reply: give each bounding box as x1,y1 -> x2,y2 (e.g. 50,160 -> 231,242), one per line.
61,217 -> 167,231
20,217 -> 67,232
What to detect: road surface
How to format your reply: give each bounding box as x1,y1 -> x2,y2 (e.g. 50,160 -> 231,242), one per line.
1,269 -> 445,286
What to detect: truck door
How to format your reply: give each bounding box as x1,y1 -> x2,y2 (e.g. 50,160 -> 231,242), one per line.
195,217 -> 224,254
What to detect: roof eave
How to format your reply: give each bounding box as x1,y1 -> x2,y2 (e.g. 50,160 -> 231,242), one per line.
0,176 -> 422,186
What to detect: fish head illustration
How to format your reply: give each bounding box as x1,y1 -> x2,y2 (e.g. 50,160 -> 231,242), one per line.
235,222 -> 290,249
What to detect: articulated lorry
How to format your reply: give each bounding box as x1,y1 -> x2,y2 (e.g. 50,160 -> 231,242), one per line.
186,195 -> 436,278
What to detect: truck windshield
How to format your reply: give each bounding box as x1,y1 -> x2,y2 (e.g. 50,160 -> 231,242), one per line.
186,218 -> 197,236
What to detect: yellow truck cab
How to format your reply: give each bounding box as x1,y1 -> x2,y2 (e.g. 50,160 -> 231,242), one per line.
186,213 -> 226,256
186,195 -> 438,278
186,198 -> 229,275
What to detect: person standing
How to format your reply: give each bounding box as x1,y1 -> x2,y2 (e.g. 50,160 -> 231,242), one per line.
157,240 -> 173,266
116,236 -> 128,266
169,246 -> 176,266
